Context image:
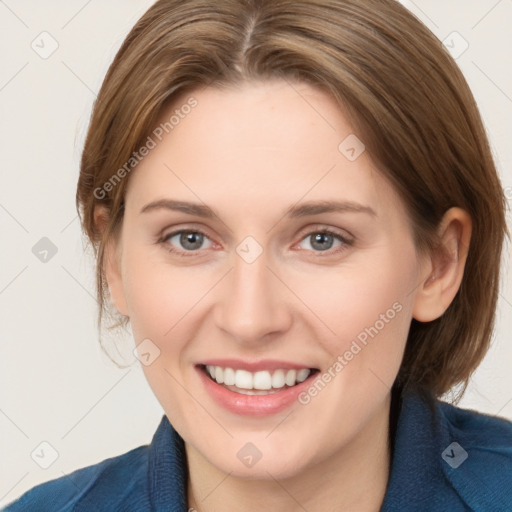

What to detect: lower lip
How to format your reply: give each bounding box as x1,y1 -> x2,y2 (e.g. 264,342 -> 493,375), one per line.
197,366 -> 316,416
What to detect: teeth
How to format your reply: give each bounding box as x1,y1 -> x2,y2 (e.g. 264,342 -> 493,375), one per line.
253,371 -> 272,390
205,365 -> 312,391
223,367 -> 236,386
285,369 -> 296,386
296,369 -> 310,383
271,369 -> 285,388
235,369 -> 253,389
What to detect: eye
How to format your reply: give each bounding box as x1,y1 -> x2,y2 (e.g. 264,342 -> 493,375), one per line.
160,229 -> 213,255
158,227 -> 353,257
296,229 -> 353,254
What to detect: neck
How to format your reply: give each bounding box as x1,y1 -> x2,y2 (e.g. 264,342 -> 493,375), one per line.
186,393 -> 393,512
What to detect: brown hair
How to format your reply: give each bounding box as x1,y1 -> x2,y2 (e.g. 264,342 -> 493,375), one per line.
77,0 -> 507,397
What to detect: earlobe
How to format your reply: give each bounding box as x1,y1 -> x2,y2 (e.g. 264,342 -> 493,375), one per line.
412,207 -> 472,323
94,206 -> 129,317
104,239 -> 130,317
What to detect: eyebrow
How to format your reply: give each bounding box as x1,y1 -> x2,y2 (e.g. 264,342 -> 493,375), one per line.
139,199 -> 376,218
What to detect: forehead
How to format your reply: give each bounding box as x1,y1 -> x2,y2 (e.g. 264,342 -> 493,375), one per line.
125,80 -> 402,222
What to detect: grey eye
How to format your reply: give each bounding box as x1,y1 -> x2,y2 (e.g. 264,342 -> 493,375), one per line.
299,232 -> 344,252
309,233 -> 335,251
165,231 -> 212,251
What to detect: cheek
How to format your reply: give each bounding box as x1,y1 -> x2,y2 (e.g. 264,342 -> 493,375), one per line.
121,245 -> 184,341
121,244 -> 220,356
121,245 -> 212,414
290,248 -> 417,424
297,245 -> 418,368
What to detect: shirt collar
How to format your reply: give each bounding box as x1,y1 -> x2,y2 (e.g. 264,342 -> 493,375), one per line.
148,414 -> 188,512
380,388 -> 448,510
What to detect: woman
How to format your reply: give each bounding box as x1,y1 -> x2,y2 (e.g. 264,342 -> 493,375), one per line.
3,0 -> 511,510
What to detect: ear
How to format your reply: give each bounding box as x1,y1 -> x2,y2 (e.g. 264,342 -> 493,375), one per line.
412,207 -> 472,322
94,206 -> 129,317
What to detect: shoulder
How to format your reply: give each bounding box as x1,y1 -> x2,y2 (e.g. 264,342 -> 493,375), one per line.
1,415 -> 185,511
420,390 -> 511,508
1,445 -> 150,512
435,397 -> 512,506
383,388 -> 512,511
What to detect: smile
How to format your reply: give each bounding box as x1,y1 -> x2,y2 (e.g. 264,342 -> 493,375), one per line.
204,365 -> 313,395
197,361 -> 320,416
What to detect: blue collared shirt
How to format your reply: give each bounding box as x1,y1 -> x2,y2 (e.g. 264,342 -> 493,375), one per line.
3,389 -> 512,511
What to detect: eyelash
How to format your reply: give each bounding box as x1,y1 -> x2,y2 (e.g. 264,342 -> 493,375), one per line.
157,227 -> 354,258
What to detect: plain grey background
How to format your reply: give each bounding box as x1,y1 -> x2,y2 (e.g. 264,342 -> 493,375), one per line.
1,0 -> 511,506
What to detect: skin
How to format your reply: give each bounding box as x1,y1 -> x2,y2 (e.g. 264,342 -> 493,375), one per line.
101,80 -> 471,511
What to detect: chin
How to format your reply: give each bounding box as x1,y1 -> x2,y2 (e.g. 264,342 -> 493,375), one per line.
214,450 -> 312,481
187,428 -> 322,481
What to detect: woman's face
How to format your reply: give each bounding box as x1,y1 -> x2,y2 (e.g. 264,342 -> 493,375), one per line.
109,80 -> 427,479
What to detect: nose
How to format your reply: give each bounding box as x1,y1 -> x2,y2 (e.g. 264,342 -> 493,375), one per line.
214,251 -> 293,346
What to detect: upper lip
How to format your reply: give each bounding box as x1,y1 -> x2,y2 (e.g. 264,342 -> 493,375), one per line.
198,359 -> 317,372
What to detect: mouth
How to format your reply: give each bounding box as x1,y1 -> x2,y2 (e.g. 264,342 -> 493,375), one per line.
196,361 -> 320,416
201,364 -> 318,395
